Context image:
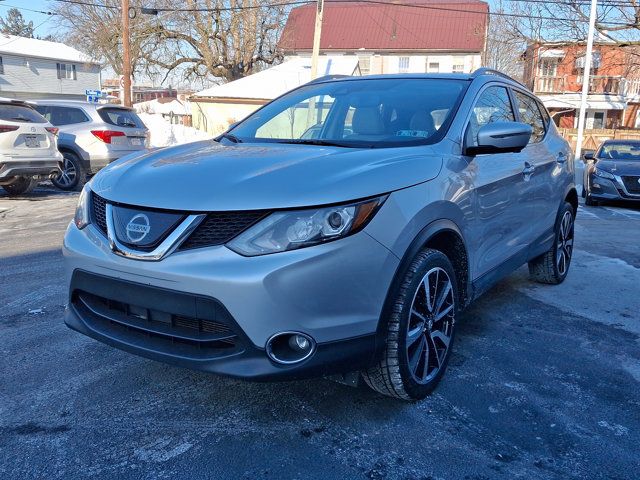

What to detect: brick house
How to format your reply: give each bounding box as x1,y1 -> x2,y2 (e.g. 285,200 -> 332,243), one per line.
523,42 -> 640,129
278,0 -> 489,75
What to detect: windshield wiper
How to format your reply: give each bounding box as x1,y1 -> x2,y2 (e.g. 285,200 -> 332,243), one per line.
216,132 -> 243,144
11,117 -> 31,122
272,138 -> 361,148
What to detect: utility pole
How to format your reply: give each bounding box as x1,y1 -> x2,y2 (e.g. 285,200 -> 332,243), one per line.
310,0 -> 325,80
574,0 -> 598,191
121,0 -> 132,107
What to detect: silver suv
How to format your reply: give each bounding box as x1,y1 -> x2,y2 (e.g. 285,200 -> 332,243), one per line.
63,70 -> 577,400
32,100 -> 148,191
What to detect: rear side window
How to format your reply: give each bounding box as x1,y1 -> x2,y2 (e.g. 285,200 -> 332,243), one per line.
467,86 -> 515,147
0,104 -> 47,123
98,108 -> 144,128
48,106 -> 90,126
513,91 -> 546,143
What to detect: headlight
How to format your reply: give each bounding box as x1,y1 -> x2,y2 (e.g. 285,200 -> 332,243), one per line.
74,184 -> 91,230
593,167 -> 615,180
227,195 -> 387,256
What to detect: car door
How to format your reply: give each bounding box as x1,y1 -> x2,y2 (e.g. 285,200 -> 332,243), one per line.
511,90 -> 567,242
464,84 -> 534,279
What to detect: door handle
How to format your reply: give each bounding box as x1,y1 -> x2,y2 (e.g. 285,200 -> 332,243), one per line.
522,163 -> 535,175
556,151 -> 567,163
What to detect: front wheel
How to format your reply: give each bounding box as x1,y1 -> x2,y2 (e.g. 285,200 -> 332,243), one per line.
528,202 -> 575,284
362,249 -> 457,401
1,177 -> 38,196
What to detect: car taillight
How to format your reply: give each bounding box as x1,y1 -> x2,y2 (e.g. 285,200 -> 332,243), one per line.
0,125 -> 19,133
91,130 -> 126,144
46,127 -> 59,136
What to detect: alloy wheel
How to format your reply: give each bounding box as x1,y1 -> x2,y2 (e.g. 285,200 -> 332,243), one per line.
406,267 -> 455,384
54,157 -> 77,188
557,211 -> 574,276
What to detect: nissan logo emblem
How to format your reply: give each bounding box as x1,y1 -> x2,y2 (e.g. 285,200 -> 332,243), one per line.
125,214 -> 151,243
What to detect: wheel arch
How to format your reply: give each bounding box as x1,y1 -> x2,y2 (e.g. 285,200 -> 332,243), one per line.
564,186 -> 578,215
373,218 -> 471,360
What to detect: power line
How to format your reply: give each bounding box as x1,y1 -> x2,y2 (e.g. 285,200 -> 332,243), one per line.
0,3 -> 57,16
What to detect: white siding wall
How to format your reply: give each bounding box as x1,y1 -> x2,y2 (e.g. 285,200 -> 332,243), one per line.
285,53 -> 482,75
0,53 -> 100,99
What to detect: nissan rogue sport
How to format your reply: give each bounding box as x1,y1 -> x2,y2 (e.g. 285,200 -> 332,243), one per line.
63,69 -> 577,400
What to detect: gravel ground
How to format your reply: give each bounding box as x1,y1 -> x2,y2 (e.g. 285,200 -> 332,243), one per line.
1,186 -> 639,480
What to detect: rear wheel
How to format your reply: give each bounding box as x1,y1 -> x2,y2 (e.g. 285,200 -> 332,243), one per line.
362,249 -> 457,401
528,202 -> 575,284
1,177 -> 39,196
52,152 -> 85,191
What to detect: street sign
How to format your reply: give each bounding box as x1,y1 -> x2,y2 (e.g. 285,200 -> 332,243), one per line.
85,89 -> 101,96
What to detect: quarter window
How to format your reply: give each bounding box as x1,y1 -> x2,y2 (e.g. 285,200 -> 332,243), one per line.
467,86 -> 515,147
513,91 -> 546,143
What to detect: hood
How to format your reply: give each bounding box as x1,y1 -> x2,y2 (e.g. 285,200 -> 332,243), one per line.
595,159 -> 640,176
90,141 -> 443,211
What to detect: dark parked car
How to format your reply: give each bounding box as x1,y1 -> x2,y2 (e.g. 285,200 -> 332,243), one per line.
583,140 -> 640,206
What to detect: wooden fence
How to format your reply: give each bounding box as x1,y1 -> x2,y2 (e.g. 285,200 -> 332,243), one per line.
558,128 -> 640,152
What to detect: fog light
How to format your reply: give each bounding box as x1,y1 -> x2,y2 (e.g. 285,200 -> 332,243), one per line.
289,334 -> 310,351
266,332 -> 316,364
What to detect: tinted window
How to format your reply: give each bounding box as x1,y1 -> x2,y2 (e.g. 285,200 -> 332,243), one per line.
44,106 -> 90,126
537,100 -> 551,127
0,104 -> 47,123
98,108 -> 144,128
230,78 -> 469,148
467,86 -> 514,147
513,91 -> 545,143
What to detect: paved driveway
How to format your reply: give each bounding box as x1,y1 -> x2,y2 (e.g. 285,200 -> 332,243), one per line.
1,187 -> 639,480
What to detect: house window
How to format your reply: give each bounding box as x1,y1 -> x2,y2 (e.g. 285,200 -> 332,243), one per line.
398,57 -> 410,73
539,58 -> 558,77
0,56 -> 3,75
358,55 -> 371,75
427,61 -> 440,73
56,63 -> 77,80
452,62 -> 465,73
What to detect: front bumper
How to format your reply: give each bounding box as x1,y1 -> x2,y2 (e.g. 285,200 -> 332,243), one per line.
589,174 -> 640,202
63,221 -> 399,379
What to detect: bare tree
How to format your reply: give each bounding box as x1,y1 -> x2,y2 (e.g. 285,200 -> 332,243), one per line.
140,0 -> 287,83
485,3 -> 526,80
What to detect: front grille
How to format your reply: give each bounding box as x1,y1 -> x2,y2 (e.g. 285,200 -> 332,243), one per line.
91,192 -> 108,236
180,211 -> 269,250
89,192 -> 268,251
70,271 -> 245,359
621,175 -> 640,194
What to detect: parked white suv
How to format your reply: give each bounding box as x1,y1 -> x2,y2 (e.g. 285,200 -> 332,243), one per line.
0,98 -> 63,196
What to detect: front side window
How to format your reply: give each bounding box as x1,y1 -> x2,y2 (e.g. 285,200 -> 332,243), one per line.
513,91 -> 546,143
229,78 -> 469,149
466,86 -> 515,147
48,106 -> 90,126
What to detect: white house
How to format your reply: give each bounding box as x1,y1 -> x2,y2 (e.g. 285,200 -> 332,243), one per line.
278,1 -> 489,75
0,35 -> 100,100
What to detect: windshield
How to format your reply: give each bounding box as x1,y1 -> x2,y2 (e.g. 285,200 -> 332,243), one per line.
598,142 -> 640,161
228,78 -> 469,148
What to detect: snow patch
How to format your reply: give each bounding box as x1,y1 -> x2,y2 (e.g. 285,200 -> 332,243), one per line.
138,113 -> 212,148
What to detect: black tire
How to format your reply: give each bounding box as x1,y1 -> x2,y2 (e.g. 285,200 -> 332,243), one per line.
362,248 -> 458,401
52,152 -> 85,191
584,194 -> 598,206
528,202 -> 575,285
1,177 -> 38,196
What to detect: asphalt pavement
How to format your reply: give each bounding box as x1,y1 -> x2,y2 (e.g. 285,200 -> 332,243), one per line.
1,186 -> 639,480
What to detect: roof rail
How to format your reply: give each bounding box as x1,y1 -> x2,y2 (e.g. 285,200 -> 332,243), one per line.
471,68 -> 527,89
306,74 -> 351,85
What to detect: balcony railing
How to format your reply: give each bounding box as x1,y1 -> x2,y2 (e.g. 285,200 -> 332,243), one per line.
533,75 -> 636,95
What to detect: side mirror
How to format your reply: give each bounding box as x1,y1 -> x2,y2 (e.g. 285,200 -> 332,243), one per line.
582,151 -> 595,161
465,122 -> 532,156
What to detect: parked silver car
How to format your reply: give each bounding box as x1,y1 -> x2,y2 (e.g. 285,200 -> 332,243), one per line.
63,69 -> 577,400
32,100 -> 148,191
